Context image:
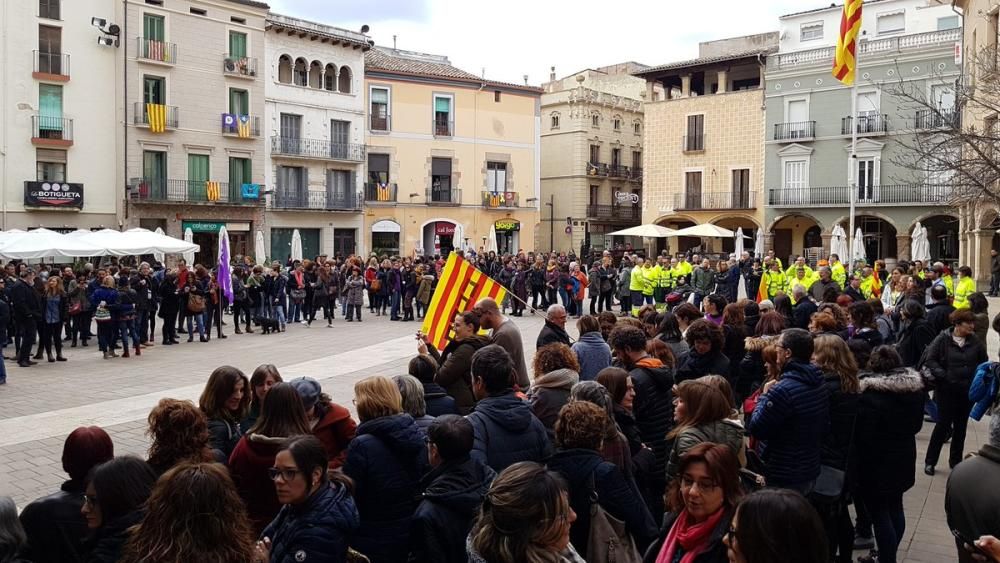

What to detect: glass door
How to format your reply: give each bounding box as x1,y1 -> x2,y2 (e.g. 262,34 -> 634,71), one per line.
188,154 -> 209,202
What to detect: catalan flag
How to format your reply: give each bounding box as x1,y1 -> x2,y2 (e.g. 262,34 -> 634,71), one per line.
756,272 -> 769,303
871,262 -> 883,299
237,115 -> 251,138
206,181 -> 221,202
421,253 -> 506,350
146,103 -> 167,133
833,0 -> 863,85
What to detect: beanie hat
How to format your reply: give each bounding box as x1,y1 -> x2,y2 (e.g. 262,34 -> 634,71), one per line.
289,377 -> 322,410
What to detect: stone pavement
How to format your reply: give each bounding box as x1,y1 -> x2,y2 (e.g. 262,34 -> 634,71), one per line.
0,301 -> 995,563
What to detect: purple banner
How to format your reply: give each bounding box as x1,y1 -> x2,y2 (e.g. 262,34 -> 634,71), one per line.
217,227 -> 234,303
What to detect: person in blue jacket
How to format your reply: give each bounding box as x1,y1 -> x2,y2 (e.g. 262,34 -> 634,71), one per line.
257,435 -> 360,563
970,361 -> 1000,422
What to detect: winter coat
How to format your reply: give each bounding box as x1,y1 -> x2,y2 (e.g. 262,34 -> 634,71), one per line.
675,349 -> 730,384
748,360 -> 830,488
927,302 -> 956,335
427,335 -> 491,415
666,418 -> 745,482
737,335 -> 779,400
923,329 -> 988,390
228,432 -> 286,533
417,275 -> 434,305
83,511 -> 142,563
529,368 -> 580,435
467,392 -> 552,472
491,319 -> 530,389
855,368 -> 925,495
342,414 -> 429,563
571,332 -> 612,381
261,482 -> 360,563
792,298 -> 817,330
537,320 -> 572,349
691,266 -> 715,295
658,333 -> 689,364
970,361 -> 1000,421
946,443 -> 1000,557
344,276 -> 365,306
809,278 -> 841,302
618,266 -> 632,298
895,318 -> 936,368
721,324 -> 746,383
547,448 -> 658,559
9,279 -> 42,323
409,456 -> 496,563
630,358 -> 675,478
643,509 -> 734,563
206,416 -> 242,464
467,539 -> 586,563
312,401 -> 357,469
819,372 -> 861,479
19,479 -> 89,563
422,381 -> 458,417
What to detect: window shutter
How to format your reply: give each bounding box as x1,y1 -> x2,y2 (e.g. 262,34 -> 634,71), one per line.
432,158 -> 451,176
434,97 -> 451,113
371,88 -> 388,103
229,31 -> 247,58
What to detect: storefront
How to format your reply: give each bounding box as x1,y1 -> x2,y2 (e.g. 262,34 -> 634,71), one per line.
371,220 -> 401,257
182,221 -> 250,266
422,220 -> 461,257
493,219 -> 520,255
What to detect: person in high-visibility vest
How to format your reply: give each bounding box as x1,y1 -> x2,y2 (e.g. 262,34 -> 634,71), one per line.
675,255 -> 693,280
629,256 -> 648,316
784,256 -> 814,282
788,266 -> 815,304
652,257 -> 669,311
641,258 -> 655,306
765,250 -> 784,272
859,267 -> 878,300
829,254 -> 847,289
953,265 -> 976,309
938,262 -> 955,298
762,260 -> 788,300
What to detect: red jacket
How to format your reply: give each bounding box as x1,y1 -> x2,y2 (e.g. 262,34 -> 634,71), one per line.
313,401 -> 357,469
228,433 -> 284,535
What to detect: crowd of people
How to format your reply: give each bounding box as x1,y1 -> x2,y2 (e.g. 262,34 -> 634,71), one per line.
2,246 -> 1000,563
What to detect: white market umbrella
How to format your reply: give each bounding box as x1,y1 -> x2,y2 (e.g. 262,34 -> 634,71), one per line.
254,230 -> 266,265
735,227 -> 745,257
0,228 -> 104,260
830,225 -> 849,261
290,229 -> 303,262
486,225 -> 498,254
607,224 -> 675,238
911,222 -> 931,263
183,227 -> 195,264
121,228 -> 199,256
667,224 -> 737,238
153,227 -> 166,264
852,228 -> 867,266
754,229 -> 764,256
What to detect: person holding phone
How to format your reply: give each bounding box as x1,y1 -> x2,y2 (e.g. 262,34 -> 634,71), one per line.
946,414 -> 1000,562
416,311 -> 490,415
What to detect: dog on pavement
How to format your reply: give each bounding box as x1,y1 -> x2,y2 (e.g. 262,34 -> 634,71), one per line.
253,316 -> 280,334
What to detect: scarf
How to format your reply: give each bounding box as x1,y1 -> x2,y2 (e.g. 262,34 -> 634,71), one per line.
656,508 -> 725,563
293,270 -> 304,288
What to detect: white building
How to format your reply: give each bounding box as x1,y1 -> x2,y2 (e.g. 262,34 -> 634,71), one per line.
263,14 -> 370,260
0,0 -> 121,231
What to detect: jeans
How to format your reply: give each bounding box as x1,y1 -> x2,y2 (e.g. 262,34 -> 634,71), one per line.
119,319 -> 139,348
925,384 -> 973,468
137,310 -> 150,343
630,290 -> 644,315
531,286 -> 546,309
546,287 -> 557,309
390,291 -> 401,319
96,321 -> 114,352
558,287 -> 570,308
272,304 -> 286,326
161,307 -> 178,343
289,301 -> 301,323
41,322 -> 63,358
620,294 -> 631,314
186,313 -> 205,338
347,304 -> 362,321
991,272 -> 1000,296
862,492 -> 905,563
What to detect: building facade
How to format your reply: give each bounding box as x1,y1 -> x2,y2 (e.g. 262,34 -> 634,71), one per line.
764,0 -> 960,266
0,0 -> 120,231
362,47 -> 541,258
263,14 -> 368,261
540,64 -> 645,254
637,35 -> 775,255
123,0 -> 268,266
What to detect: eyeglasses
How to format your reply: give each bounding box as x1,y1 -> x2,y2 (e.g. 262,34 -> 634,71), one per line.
82,494 -> 98,507
267,467 -> 301,482
680,476 -> 719,492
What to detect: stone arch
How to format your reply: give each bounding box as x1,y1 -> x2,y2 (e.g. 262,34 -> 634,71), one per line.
324,63 -> 337,91
978,205 -> 1000,229
277,54 -> 292,84
765,211 -> 824,234
909,210 -> 959,234
829,211 -> 900,236
308,60 -> 323,89
293,57 -> 308,86
338,66 -> 352,93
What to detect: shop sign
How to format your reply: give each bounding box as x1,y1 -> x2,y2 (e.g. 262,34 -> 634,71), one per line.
494,219 -> 520,232
182,221 -> 250,233
435,223 -> 456,236
615,191 -> 639,205
24,181 -> 84,209
372,220 -> 401,233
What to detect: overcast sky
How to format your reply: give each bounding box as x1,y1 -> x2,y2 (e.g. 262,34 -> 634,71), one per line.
267,0 -> 806,85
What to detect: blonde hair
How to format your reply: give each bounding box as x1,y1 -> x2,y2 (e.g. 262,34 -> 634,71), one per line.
354,376 -> 402,422
812,334 -> 860,394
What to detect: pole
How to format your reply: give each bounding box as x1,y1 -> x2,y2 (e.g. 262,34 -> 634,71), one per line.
847,46 -> 860,270
549,193 -> 554,252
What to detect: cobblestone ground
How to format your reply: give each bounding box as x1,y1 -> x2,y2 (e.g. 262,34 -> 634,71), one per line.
0,300 -> 994,562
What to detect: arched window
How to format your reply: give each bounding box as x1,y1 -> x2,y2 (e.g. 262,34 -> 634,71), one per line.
324,64 -> 337,91
591,112 -> 600,128
550,112 -> 560,129
293,58 -> 308,86
277,55 -> 292,84
338,66 -> 352,93
309,60 -> 322,89
612,114 -> 622,131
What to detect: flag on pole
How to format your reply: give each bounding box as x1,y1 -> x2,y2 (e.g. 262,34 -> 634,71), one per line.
237,115 -> 251,138
218,226 -> 234,304
871,262 -> 883,299
421,253 -> 507,350
146,103 -> 167,133
756,273 -> 769,303
833,0 -> 863,85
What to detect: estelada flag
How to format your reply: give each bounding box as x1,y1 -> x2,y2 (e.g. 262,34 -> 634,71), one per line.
833,0 -> 863,85
421,253 -> 506,350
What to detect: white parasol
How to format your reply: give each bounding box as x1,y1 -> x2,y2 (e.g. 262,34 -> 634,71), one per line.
911,222 -> 931,263
486,225 -> 498,254
754,229 -> 764,256
735,227 -> 745,257
183,227 -> 195,264
291,229 -> 303,262
830,224 -> 849,261
852,228 -> 867,266
0,228 -> 104,260
254,230 -> 266,265
153,227 -> 166,264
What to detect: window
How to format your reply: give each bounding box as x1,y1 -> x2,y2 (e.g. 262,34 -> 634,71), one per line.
551,114 -> 560,129
613,117 -> 621,131
591,113 -> 600,128
486,162 -> 507,192
229,88 -> 249,116
857,91 -> 879,117
368,154 -> 389,184
876,12 -> 905,35
39,0 -> 60,19
589,145 -> 600,164
611,148 -> 621,168
229,157 -> 251,189
931,84 -> 956,111
189,7 -> 206,16
937,15 -> 960,30
188,154 -> 209,183
143,151 -> 166,195
783,160 -> 808,196
632,151 -> 642,169
338,67 -> 352,93
278,114 -> 301,154
800,21 -> 823,41
278,55 -> 292,84
327,170 -> 353,203
143,76 -> 165,104
38,25 -> 62,74
324,64 -> 337,91
858,158 -> 877,201
228,31 -> 247,58
431,158 -> 453,202
143,13 -> 165,41
370,87 -> 389,130
330,120 -> 350,158
145,0 -> 163,5
38,83 -> 63,137
36,149 -> 66,181
293,58 -> 308,86
633,121 -> 641,135
589,185 -> 599,206
685,114 -> 705,151
231,16 -> 246,24
277,166 -> 307,193
309,61 -> 322,89
494,91 -> 501,102
684,172 -> 702,208
434,95 -> 453,136
732,168 -> 750,208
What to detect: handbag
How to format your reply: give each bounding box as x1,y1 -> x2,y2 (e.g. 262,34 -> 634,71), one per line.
290,288 -> 306,301
187,294 -> 206,314
810,465 -> 846,504
585,474 -> 641,563
370,278 -> 382,292
68,301 -> 82,316
94,306 -> 111,322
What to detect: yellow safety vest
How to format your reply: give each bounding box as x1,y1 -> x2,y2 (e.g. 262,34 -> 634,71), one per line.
830,263 -> 847,288
954,276 -> 976,309
764,270 -> 788,298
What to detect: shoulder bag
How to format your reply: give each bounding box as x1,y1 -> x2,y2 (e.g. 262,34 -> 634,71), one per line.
187,294 -> 206,314
585,473 -> 641,563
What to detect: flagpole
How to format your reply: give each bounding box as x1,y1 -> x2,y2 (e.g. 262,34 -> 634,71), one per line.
847,43 -> 860,270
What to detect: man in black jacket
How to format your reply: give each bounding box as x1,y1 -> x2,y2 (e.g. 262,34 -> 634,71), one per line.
990,249 -> 1000,297
791,285 -> 818,330
410,415 -> 496,563
536,304 -> 571,349
946,415 -> 1000,563
10,269 -> 41,368
926,284 -> 955,335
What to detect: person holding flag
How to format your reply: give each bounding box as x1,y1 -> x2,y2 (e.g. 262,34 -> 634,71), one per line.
757,259 -> 788,303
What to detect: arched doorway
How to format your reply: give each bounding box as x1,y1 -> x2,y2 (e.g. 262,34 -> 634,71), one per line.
712,217 -> 758,256
421,220 -> 460,257
921,214 -> 959,262
771,213 -> 821,265
655,217 -> 695,255
838,216 -> 897,265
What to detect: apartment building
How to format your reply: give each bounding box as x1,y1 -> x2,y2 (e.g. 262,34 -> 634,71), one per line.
764,0 -> 960,265
123,0 -> 268,265
264,14 -> 369,260
636,34 -> 775,255
0,0 -> 120,231
362,47 -> 541,257
540,63 -> 645,254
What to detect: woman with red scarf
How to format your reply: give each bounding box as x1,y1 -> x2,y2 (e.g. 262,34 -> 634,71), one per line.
644,442 -> 741,563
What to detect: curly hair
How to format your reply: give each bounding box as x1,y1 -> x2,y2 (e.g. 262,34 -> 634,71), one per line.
554,401 -> 607,450
684,318 -> 724,351
532,343 -> 580,378
646,338 -> 676,369
146,399 -> 214,473
809,311 -> 838,333
119,462 -> 256,563
817,303 -> 849,330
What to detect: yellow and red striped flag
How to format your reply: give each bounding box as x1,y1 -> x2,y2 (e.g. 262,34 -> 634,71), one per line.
756,272 -> 769,303
146,103 -> 166,133
833,0 -> 863,85
871,262 -> 883,298
421,253 -> 506,350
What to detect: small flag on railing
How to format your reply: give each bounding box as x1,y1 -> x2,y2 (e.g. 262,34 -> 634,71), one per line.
421,254 -> 506,350
206,181 -> 221,202
146,103 -> 167,133
237,115 -> 251,138
377,183 -> 391,202
148,39 -> 165,62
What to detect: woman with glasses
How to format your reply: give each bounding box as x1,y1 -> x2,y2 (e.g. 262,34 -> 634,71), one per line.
645,442 -> 742,563
722,488 -> 827,563
253,436 -> 359,563
80,456 -> 157,563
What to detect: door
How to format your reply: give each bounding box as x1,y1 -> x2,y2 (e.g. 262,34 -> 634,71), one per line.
327,170 -> 353,208
142,150 -> 166,199
333,228 -> 356,258
38,25 -> 62,74
38,84 -> 63,138
774,230 -> 792,264
187,154 -> 210,202
368,153 -> 389,184
228,31 -> 247,58
857,91 -> 879,132
279,113 -> 301,153
431,158 -> 452,202
858,158 -> 876,202
229,89 -> 249,116
732,168 -> 750,208
787,100 -> 808,137
684,171 -> 702,209
783,160 -> 807,204
142,14 -> 165,60
686,114 -> 704,150
330,119 -> 350,159
229,157 -> 251,202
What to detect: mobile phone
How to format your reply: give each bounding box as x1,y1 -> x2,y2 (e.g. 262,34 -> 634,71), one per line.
952,529 -> 989,557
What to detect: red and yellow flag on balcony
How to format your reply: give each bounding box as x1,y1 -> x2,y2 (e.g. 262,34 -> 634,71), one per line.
146,103 -> 167,133
376,183 -> 392,201
237,115 -> 251,138
833,0 -> 863,85
206,181 -> 221,202
421,253 -> 506,350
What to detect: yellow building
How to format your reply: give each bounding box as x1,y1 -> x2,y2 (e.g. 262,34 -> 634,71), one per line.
362,47 -> 541,257
635,35 -> 775,255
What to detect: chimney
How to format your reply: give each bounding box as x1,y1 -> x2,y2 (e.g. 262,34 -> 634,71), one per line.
392,35 -> 397,50
523,74 -> 528,85
550,66 -> 556,81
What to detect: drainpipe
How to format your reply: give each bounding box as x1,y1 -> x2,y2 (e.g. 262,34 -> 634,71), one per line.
122,0 -> 128,228
1,0 -> 8,230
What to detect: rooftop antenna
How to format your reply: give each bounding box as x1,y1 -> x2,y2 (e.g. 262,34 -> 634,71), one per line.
393,35 -> 397,49
523,74 -> 528,85
482,67 -> 485,79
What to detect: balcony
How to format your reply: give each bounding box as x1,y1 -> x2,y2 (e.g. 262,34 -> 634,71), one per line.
683,134 -> 705,152
842,114 -> 889,136
674,191 -> 756,210
136,37 -> 177,65
370,114 -> 391,132
915,108 -> 959,130
586,204 -> 641,222
587,161 -> 609,176
427,187 -> 461,206
774,121 -> 816,141
134,102 -> 179,130
433,119 -> 454,137
223,55 -> 258,79
629,167 -> 643,182
221,114 -> 261,138
270,137 -> 366,162
272,189 -> 361,211
364,182 -> 398,203
128,178 -> 263,206
767,28 -> 961,71
609,165 -> 631,179
481,191 -> 519,208
767,184 -> 950,207
33,51 -> 70,80
31,115 -> 73,146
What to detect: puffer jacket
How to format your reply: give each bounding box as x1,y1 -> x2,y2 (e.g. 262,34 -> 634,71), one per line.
19,479 -> 89,563
571,331 -> 612,381
261,482 -> 360,563
855,368 -> 925,495
923,328 -> 988,390
895,317 -> 936,368
819,371 -> 861,480
665,418 -> 745,481
342,414 -> 428,563
206,417 -> 242,464
528,368 -> 580,435
970,361 -> 1000,421
422,381 -> 458,417
467,392 -> 552,472
629,358 -> 675,479
228,432 -> 286,534
675,349 -> 730,384
427,335 -> 491,415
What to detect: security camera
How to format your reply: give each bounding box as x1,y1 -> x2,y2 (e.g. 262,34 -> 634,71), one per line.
97,36 -> 115,46
360,24 -> 370,34
91,17 -> 107,28
107,23 -> 121,36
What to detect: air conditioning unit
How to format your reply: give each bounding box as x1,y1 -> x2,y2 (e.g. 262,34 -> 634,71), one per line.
225,59 -> 237,72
